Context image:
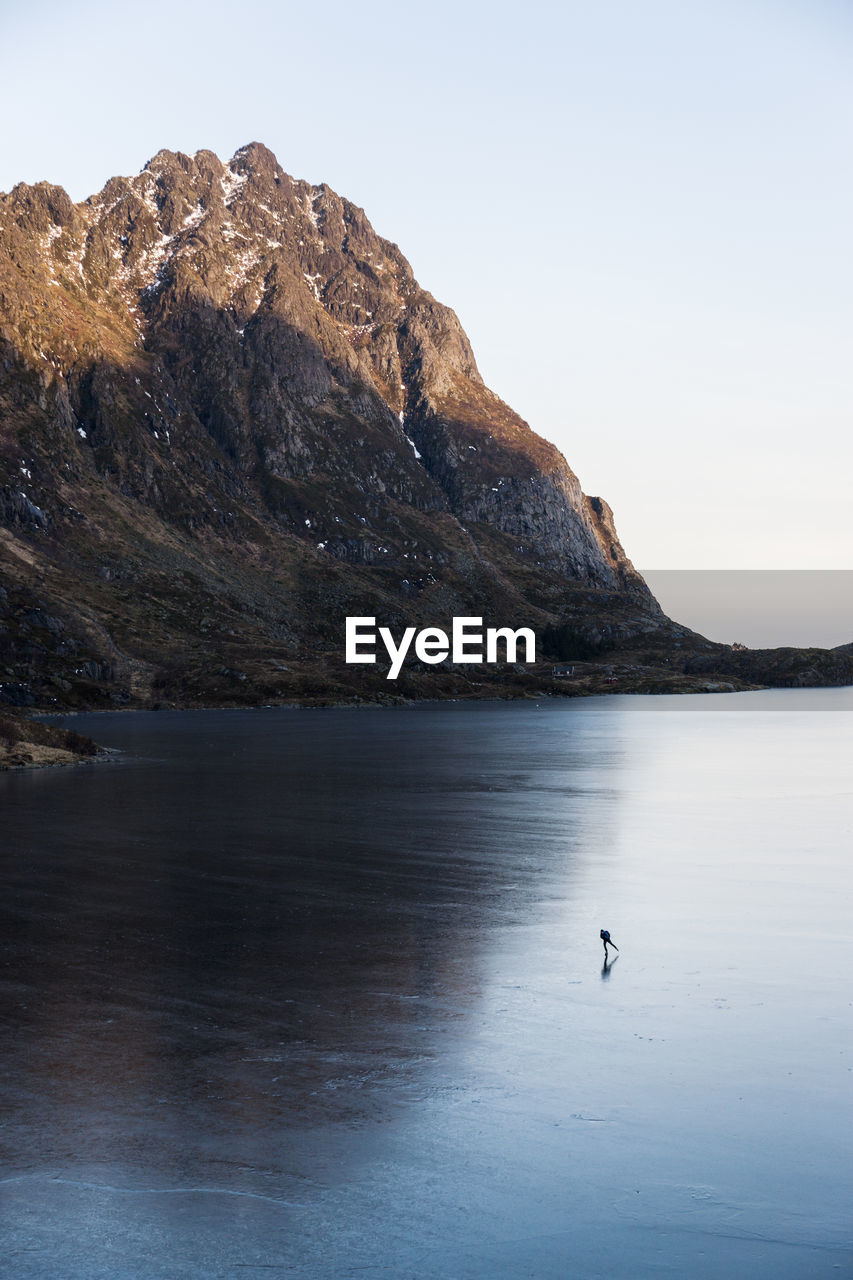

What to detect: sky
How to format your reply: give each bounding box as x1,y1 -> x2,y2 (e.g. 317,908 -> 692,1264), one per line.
1,0 -> 851,572
643,571 -> 853,649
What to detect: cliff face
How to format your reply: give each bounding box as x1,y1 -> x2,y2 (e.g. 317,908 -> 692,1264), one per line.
0,143 -> 669,707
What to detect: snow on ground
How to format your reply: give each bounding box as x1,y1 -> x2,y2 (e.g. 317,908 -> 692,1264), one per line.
226,247 -> 261,294
136,175 -> 160,219
182,203 -> 206,231
304,191 -> 319,229
220,169 -> 248,206
303,272 -> 323,302
400,415 -> 423,460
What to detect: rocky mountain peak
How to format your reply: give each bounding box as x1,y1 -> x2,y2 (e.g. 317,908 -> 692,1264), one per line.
0,143 -> 667,708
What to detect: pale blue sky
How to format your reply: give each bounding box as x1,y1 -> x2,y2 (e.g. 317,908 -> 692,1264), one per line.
2,0 -> 851,569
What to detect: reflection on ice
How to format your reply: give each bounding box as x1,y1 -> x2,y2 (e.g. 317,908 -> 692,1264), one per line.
1,694 -> 851,1278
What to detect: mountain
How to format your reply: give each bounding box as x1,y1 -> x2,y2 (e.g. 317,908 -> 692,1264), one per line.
0,143 -> 848,708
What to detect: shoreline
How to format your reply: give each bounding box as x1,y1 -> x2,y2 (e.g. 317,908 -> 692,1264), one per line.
0,745 -> 118,772
9,680 -> 850,770
0,712 -> 106,772
32,677 -> 851,721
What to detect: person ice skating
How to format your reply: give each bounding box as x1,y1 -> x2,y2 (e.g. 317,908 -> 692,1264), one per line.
600,928 -> 618,958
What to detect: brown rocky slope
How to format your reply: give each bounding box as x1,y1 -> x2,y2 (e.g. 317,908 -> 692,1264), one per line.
0,144 -> 849,707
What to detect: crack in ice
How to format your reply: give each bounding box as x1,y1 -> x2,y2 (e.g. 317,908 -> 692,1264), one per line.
0,1174 -> 302,1209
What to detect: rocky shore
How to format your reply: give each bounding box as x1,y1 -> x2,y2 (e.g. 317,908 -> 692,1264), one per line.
0,712 -> 100,769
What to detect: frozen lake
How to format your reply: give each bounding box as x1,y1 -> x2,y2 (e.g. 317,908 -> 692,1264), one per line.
1,692 -> 851,1277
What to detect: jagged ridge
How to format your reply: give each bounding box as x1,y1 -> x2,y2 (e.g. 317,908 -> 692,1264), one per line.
0,143 -> 677,708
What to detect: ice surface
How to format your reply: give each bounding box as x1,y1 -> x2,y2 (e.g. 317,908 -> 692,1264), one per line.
1,692 -> 851,1278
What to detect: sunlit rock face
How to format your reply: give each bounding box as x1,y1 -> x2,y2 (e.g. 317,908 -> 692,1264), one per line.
0,143 -> 671,707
